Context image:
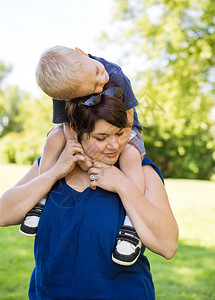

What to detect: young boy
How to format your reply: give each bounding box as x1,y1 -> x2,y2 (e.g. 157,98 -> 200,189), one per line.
19,46 -> 146,266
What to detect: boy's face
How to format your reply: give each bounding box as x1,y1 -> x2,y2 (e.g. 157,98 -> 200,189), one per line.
69,53 -> 109,98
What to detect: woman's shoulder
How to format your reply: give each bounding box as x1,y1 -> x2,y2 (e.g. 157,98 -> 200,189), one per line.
142,157 -> 164,184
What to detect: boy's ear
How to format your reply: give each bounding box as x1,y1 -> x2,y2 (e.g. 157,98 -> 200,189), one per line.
75,47 -> 88,57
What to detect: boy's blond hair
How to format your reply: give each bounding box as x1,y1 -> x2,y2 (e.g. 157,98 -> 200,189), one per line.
36,46 -> 83,100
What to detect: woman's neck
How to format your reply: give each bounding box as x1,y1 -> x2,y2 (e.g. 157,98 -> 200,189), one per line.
65,165 -> 91,192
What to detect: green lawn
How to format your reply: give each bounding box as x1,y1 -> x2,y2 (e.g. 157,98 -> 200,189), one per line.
0,164 -> 215,299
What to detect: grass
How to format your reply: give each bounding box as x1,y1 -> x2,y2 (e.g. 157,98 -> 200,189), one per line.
147,179 -> 215,300
0,164 -> 215,299
0,164 -> 34,300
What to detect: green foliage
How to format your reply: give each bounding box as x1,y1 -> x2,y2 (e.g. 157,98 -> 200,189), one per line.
0,86 -> 23,137
0,61 -> 53,164
1,1 -> 215,178
137,89 -> 214,179
103,0 -> 215,179
0,94 -> 52,164
0,61 -> 12,87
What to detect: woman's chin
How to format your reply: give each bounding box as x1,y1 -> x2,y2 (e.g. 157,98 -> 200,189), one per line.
88,152 -> 120,166
100,153 -> 119,165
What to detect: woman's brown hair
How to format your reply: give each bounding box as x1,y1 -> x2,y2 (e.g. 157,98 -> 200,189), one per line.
65,82 -> 130,142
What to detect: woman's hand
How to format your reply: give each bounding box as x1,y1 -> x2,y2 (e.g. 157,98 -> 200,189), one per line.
51,139 -> 86,180
88,162 -> 124,192
63,123 -> 93,171
77,155 -> 93,171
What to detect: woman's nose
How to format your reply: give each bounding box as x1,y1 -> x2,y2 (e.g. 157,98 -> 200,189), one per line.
106,137 -> 118,149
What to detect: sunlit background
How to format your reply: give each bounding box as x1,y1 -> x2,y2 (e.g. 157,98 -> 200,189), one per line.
0,1 -> 215,299
0,0 -> 114,95
1,0 -> 214,179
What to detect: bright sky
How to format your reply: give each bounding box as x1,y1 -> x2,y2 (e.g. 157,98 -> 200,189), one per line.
0,0 -> 115,96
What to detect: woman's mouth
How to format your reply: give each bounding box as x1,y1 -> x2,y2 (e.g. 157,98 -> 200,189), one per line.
105,152 -> 118,158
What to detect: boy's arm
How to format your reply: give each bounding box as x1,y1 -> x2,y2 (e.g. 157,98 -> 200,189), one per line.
39,125 -> 66,174
119,109 -> 145,194
123,108 -> 133,142
63,122 -> 77,141
119,144 -> 145,194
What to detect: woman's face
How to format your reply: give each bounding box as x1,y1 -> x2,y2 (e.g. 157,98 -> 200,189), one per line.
81,119 -> 128,165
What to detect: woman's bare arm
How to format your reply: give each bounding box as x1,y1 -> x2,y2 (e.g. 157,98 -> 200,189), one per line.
0,140 -> 85,227
89,163 -> 179,259
0,162 -> 57,226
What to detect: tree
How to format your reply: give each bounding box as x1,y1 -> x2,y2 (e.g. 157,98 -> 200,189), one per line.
0,85 -> 24,137
0,61 -> 21,137
0,61 -> 12,87
0,61 -> 52,164
102,0 -> 215,179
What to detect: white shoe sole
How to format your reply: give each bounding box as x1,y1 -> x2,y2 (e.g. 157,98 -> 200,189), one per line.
112,251 -> 141,266
19,228 -> 36,237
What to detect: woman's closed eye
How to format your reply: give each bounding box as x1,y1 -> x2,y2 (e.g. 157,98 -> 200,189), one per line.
95,137 -> 106,141
116,131 -> 124,136
93,129 -> 124,142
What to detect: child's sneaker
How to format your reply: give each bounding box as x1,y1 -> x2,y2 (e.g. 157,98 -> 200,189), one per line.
19,203 -> 44,237
112,225 -> 142,266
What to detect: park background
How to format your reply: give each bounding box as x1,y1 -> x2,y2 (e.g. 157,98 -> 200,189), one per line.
0,0 -> 215,299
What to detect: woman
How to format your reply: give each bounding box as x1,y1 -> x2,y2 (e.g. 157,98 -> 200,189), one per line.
0,83 -> 178,299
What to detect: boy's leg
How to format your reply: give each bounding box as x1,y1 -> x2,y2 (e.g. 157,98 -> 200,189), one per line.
119,143 -> 145,194
112,130 -> 145,266
19,125 -> 66,237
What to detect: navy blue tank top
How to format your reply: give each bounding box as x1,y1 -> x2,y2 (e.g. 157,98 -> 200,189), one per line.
29,158 -> 162,299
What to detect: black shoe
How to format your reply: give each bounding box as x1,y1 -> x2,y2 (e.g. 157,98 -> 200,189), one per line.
19,203 -> 44,237
112,225 -> 143,266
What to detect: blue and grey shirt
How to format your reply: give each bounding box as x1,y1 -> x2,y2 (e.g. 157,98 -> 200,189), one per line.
52,54 -> 142,131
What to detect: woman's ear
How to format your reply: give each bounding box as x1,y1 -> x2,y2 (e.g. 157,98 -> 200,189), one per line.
70,127 -> 78,140
63,122 -> 77,140
75,47 -> 88,57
